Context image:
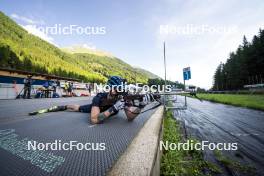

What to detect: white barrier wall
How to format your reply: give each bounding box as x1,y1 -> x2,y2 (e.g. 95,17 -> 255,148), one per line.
0,83 -> 24,99
0,83 -> 92,99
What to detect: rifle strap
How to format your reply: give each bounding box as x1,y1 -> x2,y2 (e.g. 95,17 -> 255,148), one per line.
140,102 -> 162,114
125,101 -> 162,114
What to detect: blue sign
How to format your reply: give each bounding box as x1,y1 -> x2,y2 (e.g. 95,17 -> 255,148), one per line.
183,67 -> 191,80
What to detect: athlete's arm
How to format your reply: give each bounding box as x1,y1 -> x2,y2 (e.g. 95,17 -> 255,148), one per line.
123,94 -> 152,121
90,106 -> 114,124
91,100 -> 124,124
90,106 -> 101,124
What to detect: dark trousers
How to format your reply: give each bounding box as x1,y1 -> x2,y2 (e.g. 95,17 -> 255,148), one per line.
23,86 -> 31,99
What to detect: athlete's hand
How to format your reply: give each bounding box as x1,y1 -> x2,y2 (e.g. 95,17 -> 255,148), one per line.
139,94 -> 151,107
113,100 -> 125,111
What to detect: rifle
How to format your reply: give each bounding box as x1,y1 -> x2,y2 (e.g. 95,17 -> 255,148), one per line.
115,92 -> 162,114
118,91 -> 192,112
121,93 -> 161,102
98,92 -> 161,108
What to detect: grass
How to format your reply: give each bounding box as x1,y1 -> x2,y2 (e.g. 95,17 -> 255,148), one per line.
160,109 -> 258,175
191,94 -> 264,111
214,150 -> 256,175
160,109 -> 221,175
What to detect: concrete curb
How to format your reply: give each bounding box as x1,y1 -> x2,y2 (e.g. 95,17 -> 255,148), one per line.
107,106 -> 164,176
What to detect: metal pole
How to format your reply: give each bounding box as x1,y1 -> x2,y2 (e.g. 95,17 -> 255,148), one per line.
183,78 -> 187,107
164,42 -> 167,87
163,42 -> 167,106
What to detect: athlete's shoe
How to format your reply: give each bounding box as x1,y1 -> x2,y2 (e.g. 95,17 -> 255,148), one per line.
29,106 -> 67,115
29,109 -> 48,115
47,106 -> 67,112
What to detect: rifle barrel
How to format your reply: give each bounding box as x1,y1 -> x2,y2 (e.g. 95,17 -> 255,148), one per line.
121,92 -> 190,101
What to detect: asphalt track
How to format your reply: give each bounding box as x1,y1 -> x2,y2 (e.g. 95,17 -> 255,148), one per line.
174,96 -> 264,175
0,97 -> 159,176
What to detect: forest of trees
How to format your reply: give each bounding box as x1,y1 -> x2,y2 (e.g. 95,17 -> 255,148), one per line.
213,29 -> 264,90
0,11 -> 154,84
148,78 -> 185,89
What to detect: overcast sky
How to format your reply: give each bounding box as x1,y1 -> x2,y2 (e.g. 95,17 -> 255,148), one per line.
1,0 -> 264,89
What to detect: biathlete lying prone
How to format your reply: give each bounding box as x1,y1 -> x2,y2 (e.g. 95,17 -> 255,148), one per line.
29,76 -> 152,124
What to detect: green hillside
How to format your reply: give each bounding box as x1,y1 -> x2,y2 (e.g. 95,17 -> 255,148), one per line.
62,45 -> 114,57
133,67 -> 160,79
0,11 -> 154,83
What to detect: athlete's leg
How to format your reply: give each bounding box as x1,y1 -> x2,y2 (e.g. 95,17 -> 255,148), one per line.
66,105 -> 80,111
46,104 -> 79,112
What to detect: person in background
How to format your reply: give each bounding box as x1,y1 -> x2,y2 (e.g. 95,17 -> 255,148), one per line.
52,81 -> 57,93
43,80 -> 51,98
51,80 -> 60,98
56,80 -> 61,89
56,80 -> 62,95
88,83 -> 92,94
68,82 -> 73,96
43,80 -> 50,89
85,83 -> 89,91
35,87 -> 44,98
85,83 -> 91,96
64,81 -> 69,96
12,80 -> 19,96
23,75 -> 32,99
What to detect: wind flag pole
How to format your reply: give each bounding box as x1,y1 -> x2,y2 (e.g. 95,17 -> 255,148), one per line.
163,42 -> 167,106
164,42 -> 167,86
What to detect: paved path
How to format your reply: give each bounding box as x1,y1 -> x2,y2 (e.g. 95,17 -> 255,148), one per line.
0,97 -> 159,176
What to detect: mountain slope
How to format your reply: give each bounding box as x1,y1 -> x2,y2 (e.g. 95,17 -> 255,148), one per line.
62,46 -> 160,81
62,45 -> 114,58
133,67 -> 160,79
0,11 -> 155,83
